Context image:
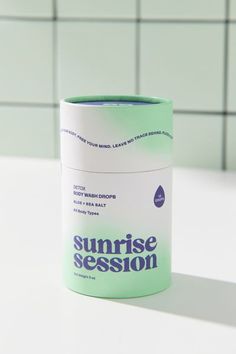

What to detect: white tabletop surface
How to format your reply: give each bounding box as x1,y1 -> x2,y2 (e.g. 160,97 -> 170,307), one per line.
0,157 -> 236,354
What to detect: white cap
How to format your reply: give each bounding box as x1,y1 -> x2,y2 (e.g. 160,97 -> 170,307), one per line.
60,95 -> 172,173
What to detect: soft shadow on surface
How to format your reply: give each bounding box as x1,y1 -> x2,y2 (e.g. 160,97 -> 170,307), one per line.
112,273 -> 236,327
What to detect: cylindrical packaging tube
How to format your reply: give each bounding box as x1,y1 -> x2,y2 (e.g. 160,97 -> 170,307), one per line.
60,95 -> 173,298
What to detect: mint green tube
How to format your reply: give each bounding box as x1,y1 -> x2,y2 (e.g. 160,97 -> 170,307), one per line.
60,95 -> 173,298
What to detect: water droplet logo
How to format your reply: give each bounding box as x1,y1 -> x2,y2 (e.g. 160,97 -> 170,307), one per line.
154,185 -> 165,208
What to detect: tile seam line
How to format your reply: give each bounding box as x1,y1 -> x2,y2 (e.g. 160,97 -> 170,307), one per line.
135,0 -> 140,94
222,0 -> 230,170
0,16 -> 235,24
0,102 -> 58,108
52,0 -> 58,157
0,103 -> 236,116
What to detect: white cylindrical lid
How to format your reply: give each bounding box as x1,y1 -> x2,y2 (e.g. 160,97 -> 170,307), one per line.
60,95 -> 172,173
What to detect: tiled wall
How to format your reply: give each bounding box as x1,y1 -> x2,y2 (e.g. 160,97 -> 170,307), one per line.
0,0 -> 235,169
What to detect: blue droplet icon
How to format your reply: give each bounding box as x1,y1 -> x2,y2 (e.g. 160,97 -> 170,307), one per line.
154,185 -> 165,208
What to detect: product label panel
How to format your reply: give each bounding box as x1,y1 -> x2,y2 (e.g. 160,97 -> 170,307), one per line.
62,167 -> 172,298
